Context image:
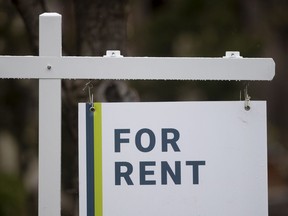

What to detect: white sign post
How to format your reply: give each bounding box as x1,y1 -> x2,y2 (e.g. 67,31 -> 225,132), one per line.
0,13 -> 275,216
38,13 -> 62,216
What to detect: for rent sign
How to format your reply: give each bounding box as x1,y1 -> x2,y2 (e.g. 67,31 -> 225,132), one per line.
79,101 -> 268,216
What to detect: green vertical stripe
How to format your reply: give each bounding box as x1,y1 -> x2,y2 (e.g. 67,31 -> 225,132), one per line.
93,103 -> 102,216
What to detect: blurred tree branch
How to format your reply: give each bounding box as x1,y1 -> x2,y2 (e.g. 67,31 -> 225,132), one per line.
10,0 -> 46,54
74,0 -> 129,55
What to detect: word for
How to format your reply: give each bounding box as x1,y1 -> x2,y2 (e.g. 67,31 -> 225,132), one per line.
115,128 -> 181,152
113,128 -> 206,185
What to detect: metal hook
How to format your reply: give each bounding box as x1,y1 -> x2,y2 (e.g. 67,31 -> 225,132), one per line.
244,82 -> 251,111
83,80 -> 95,112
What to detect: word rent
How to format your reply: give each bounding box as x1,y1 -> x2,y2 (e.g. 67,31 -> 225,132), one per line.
114,128 -> 206,185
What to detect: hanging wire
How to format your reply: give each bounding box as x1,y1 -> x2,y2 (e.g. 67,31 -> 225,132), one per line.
83,80 -> 95,112
244,82 -> 251,111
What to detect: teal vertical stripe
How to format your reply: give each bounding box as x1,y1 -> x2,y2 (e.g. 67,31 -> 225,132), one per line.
86,103 -> 94,216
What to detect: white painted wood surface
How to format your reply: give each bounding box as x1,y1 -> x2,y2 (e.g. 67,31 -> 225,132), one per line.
0,56 -> 275,80
78,105 -> 87,216
38,13 -> 61,216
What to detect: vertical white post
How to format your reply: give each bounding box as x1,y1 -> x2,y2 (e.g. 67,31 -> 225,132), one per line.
39,13 -> 62,216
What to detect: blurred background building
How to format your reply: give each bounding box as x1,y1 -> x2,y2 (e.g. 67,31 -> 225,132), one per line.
0,0 -> 287,215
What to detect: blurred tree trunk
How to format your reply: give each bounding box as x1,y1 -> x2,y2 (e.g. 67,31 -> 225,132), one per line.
11,0 -> 46,54
11,0 -> 138,215
74,0 -> 129,55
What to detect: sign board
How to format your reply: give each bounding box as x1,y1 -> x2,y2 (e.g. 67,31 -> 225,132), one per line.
78,101 -> 268,216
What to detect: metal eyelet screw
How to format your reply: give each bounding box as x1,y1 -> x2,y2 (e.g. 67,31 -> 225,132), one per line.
90,106 -> 95,112
244,105 -> 251,111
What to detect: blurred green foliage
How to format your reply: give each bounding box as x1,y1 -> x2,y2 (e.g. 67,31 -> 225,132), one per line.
0,174 -> 26,216
133,0 -> 263,57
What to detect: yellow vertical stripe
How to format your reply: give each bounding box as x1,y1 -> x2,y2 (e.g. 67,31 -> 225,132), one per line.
94,103 -> 102,216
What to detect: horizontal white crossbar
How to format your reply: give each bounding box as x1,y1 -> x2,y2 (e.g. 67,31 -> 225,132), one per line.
0,56 -> 275,80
